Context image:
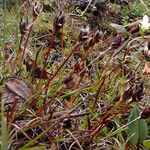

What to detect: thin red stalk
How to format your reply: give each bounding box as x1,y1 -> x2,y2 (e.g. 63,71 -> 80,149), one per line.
22,18 -> 36,61
40,31 -> 54,79
30,41 -> 79,107
11,35 -> 24,73
39,48 -> 51,79
92,51 -> 116,108
93,102 -> 131,136
82,47 -> 93,62
92,39 -> 130,106
61,28 -> 64,62
35,100 -> 53,116
8,97 -> 18,126
19,35 -> 24,50
43,42 -> 80,91
78,99 -> 125,135
91,100 -> 125,131
30,81 -> 55,108
92,76 -> 106,108
31,48 -> 51,104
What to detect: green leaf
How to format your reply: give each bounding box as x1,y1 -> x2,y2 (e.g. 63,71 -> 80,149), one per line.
138,118 -> 148,143
143,140 -> 150,149
19,146 -> 46,150
110,23 -> 126,33
128,106 -> 139,144
128,106 -> 148,144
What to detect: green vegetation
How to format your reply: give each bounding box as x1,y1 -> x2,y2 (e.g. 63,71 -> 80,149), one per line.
122,0 -> 149,18
0,0 -> 150,149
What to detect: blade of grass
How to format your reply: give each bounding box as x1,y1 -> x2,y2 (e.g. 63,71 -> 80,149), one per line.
1,92 -> 8,150
22,102 -> 83,148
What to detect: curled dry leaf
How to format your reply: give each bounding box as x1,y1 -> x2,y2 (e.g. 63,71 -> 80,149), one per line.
3,77 -> 32,108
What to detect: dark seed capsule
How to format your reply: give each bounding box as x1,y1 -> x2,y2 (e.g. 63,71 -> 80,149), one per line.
63,75 -> 74,89
90,5 -> 98,15
24,59 -> 48,79
141,106 -> 150,119
62,118 -> 72,129
20,18 -> 27,35
63,75 -> 73,85
148,41 -> 150,50
109,0 -> 115,3
53,11 -> 65,33
78,25 -> 90,42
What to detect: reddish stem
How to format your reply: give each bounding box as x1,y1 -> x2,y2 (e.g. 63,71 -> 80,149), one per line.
22,18 -> 36,61
93,102 -> 131,136
61,28 -> 65,62
35,100 -> 53,116
92,100 -> 125,131
43,42 -> 80,91
8,97 -> 18,126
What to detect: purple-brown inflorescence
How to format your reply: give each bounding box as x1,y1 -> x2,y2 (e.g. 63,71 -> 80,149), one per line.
53,11 -> 65,34
78,25 -> 90,43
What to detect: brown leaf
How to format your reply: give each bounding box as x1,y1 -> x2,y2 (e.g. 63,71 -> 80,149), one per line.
3,77 -> 32,108
127,21 -> 140,34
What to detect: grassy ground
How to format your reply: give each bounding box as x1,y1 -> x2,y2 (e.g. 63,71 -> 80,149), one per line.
0,0 -> 150,150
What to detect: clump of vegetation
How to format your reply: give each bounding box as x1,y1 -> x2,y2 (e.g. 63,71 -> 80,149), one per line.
0,0 -> 150,150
